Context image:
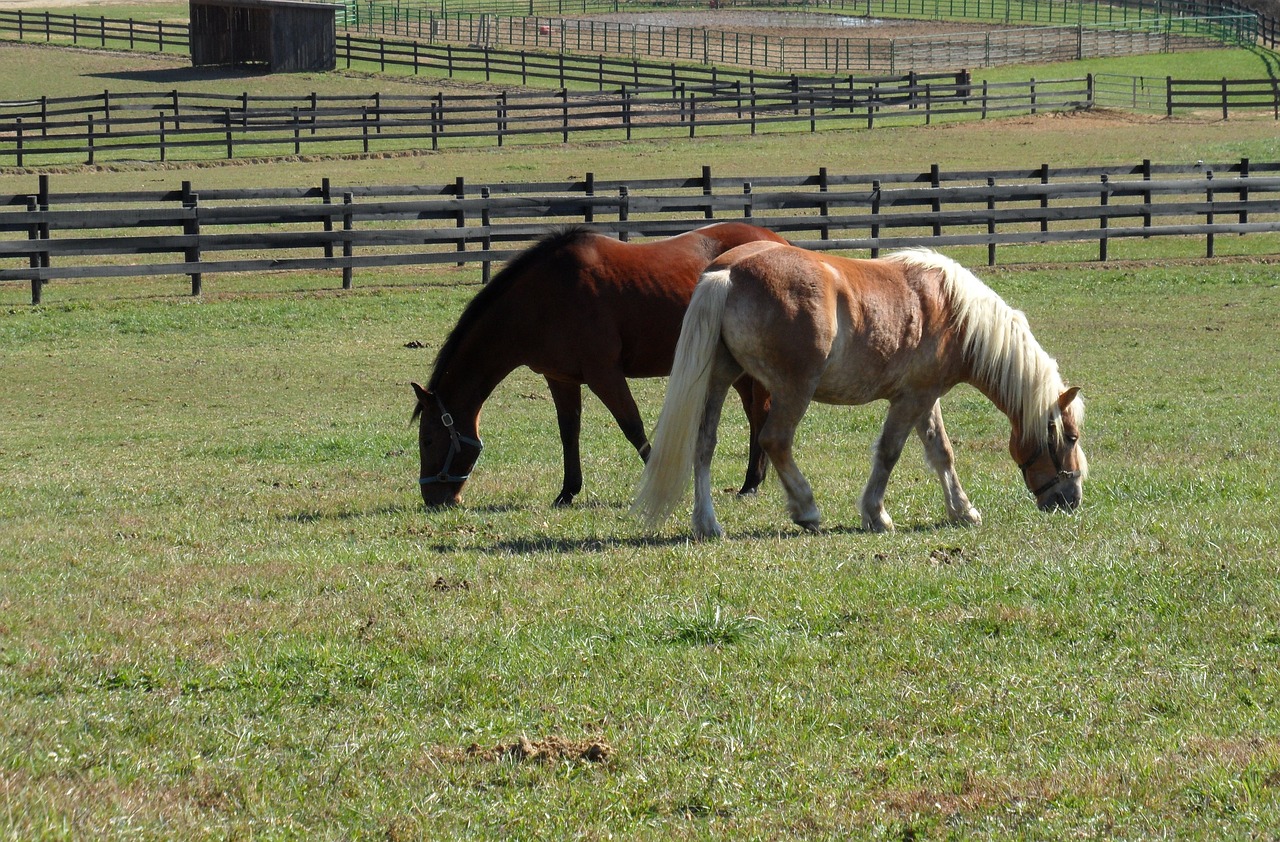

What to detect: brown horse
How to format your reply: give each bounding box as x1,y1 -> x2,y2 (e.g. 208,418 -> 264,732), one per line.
634,244 -> 1087,538
412,222 -> 788,508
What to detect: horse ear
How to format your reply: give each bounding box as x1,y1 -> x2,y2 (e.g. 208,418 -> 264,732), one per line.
412,382 -> 430,402
1057,386 -> 1081,411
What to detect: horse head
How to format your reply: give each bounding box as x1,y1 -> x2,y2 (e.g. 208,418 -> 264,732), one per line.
412,382 -> 483,508
1011,386 -> 1087,511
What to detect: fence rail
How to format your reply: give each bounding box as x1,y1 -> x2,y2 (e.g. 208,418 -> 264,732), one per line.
0,75 -> 1085,167
4,159 -> 1277,304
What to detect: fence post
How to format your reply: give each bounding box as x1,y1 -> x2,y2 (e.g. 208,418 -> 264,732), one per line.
342,192 -> 354,289
480,186 -> 492,283
622,85 -> 632,140
585,172 -> 595,224
322,177 -> 334,260
560,88 -> 569,142
1166,76 -> 1173,117
1098,174 -> 1109,262
702,164 -> 713,219
819,166 -> 830,241
870,179 -> 881,258
224,108 -> 233,158
87,114 -> 95,165
1141,158 -> 1152,236
1239,157 -> 1249,229
618,185 -> 629,242
1205,170 -> 1215,258
14,118 -> 22,168
181,181 -> 202,296
36,174 -> 51,280
454,176 -> 466,266
743,182 -> 753,218
432,93 -> 442,151
292,107 -> 301,155
1039,163 -> 1050,234
930,164 -> 942,237
26,197 -> 43,306
987,177 -> 997,266
158,113 -> 167,162
688,93 -> 696,138
1221,78 -> 1228,120
496,92 -> 506,147
361,106 -> 370,153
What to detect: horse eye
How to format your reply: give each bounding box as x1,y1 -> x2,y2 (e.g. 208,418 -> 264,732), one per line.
1066,435 -> 1079,445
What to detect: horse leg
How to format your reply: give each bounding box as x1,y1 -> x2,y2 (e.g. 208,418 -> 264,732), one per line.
757,393 -> 822,533
730,376 -> 770,495
584,372 -> 651,459
859,400 -> 931,533
916,400 -> 982,526
691,355 -> 743,539
547,378 -> 585,507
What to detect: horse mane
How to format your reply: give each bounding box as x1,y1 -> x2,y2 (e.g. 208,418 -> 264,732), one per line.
886,248 -> 1079,447
426,225 -> 599,392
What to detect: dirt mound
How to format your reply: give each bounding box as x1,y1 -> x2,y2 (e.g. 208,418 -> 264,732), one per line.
429,736 -> 613,764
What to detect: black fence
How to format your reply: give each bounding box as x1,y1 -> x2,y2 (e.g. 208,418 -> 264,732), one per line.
4,160 -> 1277,304
1,74 -> 1085,167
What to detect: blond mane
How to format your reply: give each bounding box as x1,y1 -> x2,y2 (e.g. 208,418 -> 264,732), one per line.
886,248 -> 1079,447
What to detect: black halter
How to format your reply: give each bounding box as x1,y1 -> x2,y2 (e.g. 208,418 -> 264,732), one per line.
1018,427 -> 1081,498
418,394 -> 484,486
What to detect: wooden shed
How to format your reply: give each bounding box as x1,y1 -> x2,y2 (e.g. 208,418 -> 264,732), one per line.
189,0 -> 342,72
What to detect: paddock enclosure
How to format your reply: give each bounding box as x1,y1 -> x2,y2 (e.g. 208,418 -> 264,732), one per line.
3,4 -> 1280,838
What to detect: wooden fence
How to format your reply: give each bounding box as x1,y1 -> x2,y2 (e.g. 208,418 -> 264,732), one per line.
0,75 -> 1083,167
4,160 -> 1277,304
344,0 -> 1280,50
353,12 -> 1249,72
0,6 -> 1260,76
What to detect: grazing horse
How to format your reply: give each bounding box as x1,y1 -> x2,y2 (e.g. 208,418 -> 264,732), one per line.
412,222 -> 788,508
633,243 -> 1087,538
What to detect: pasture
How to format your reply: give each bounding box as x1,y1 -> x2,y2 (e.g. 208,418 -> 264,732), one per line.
4,254 -> 1279,838
2,25 -> 1280,840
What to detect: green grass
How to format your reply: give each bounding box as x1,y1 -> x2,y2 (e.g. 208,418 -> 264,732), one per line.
2,31 -> 1280,837
2,259 -> 1278,838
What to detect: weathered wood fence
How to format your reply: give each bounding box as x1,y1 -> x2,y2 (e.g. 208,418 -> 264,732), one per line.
0,75 -> 1079,167
4,160 -> 1277,304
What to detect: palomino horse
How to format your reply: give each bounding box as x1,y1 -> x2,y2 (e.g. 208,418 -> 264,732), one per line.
413,222 -> 788,508
633,244 -> 1087,538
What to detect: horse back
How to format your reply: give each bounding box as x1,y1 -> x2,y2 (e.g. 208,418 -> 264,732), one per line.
718,244 -> 965,404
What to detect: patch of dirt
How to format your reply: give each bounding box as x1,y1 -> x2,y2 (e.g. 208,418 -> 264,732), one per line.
587,10 -> 1009,40
428,736 -> 614,764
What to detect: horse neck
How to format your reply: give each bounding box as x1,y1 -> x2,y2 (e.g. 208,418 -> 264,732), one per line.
959,323 -> 1061,447
429,319 -> 523,430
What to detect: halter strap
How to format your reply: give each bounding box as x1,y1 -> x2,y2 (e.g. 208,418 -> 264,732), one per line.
418,394 -> 483,486
1018,439 -> 1081,498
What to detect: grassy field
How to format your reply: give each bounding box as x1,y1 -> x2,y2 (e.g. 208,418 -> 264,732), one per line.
3,30 -> 1280,839
2,257 -> 1279,838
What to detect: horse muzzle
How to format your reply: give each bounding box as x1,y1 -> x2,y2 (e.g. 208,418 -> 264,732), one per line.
1035,472 -> 1082,512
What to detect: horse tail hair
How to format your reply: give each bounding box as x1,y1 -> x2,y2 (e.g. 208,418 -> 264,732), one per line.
632,270 -> 733,528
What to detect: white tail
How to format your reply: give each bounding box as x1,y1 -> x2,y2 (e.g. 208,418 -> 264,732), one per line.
632,270 -> 733,527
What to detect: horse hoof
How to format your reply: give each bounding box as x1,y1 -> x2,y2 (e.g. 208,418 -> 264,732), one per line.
795,519 -> 822,534
553,492 -> 575,507
861,515 -> 895,533
693,521 -> 724,540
